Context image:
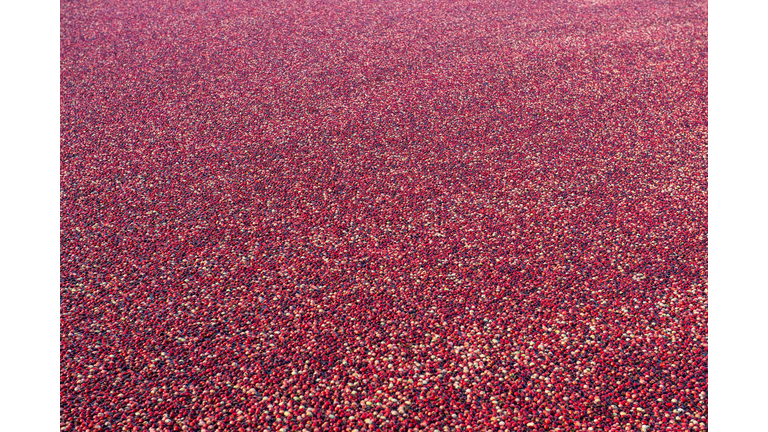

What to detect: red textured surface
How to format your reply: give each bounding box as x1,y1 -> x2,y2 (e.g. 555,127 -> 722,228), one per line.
60,0 -> 707,430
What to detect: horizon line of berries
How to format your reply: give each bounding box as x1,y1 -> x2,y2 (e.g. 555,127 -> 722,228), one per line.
61,0 -> 707,430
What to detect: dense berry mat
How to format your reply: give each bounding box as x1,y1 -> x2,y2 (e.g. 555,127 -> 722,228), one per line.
61,0 -> 707,430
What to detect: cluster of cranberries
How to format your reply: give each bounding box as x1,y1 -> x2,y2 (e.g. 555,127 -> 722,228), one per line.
61,0 -> 707,430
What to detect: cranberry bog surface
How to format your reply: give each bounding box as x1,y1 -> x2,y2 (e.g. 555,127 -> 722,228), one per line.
60,0 -> 707,430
